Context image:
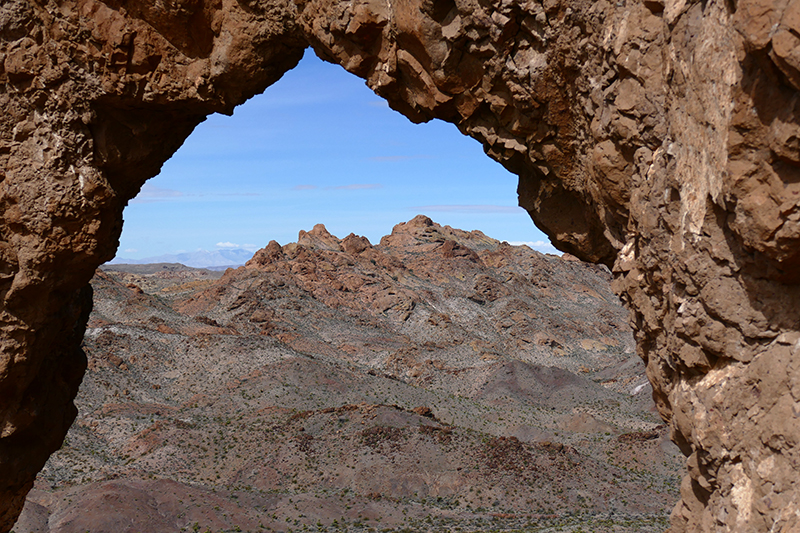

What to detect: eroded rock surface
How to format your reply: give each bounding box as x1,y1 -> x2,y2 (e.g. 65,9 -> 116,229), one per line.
1,0 -> 799,531
0,1 -> 305,529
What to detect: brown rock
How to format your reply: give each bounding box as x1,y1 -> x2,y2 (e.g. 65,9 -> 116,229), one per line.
297,224 -> 344,251
341,233 -> 372,255
440,240 -> 480,262
411,406 -> 434,418
247,240 -> 284,267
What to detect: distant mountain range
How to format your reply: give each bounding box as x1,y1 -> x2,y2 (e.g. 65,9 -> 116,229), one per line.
108,248 -> 255,269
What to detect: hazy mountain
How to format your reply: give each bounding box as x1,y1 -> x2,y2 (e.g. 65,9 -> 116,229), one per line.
109,247 -> 255,269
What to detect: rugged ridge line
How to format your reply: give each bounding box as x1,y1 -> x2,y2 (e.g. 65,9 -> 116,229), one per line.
1,1 -> 799,531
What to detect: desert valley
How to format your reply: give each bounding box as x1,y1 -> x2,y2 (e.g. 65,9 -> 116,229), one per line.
13,217 -> 681,533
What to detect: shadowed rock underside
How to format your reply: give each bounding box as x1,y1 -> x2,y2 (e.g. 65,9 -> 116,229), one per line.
1,0 -> 799,531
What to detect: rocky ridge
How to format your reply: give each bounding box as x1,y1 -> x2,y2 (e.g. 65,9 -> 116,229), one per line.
16,218 -> 682,532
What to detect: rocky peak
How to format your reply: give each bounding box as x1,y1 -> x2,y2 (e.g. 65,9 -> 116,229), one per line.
297,223 -> 344,251
404,214 -> 435,228
246,240 -> 284,267
177,217 -> 637,383
380,216 -> 501,252
341,233 -> 373,255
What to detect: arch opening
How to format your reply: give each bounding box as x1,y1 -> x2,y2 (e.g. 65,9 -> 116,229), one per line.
14,50 -> 683,531
113,51 -> 556,265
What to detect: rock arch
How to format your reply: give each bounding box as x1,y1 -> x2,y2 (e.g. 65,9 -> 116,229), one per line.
1,0 -> 799,531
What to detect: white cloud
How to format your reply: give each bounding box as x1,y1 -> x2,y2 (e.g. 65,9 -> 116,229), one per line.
293,184 -> 318,190
215,192 -> 262,198
216,242 -> 259,251
132,183 -> 260,202
508,240 -> 545,247
507,240 -> 560,254
124,248 -> 138,253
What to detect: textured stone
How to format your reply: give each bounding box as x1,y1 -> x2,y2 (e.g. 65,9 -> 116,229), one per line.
1,1 -> 800,532
0,1 -> 305,530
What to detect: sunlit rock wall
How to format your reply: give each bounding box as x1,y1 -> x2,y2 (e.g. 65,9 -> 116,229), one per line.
296,1 -> 800,530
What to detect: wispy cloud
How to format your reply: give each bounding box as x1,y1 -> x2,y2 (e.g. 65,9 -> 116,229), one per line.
367,100 -> 389,108
293,183 -> 383,191
331,183 -> 383,190
369,155 -> 433,162
216,242 -> 258,251
507,240 -> 559,254
131,184 -> 260,203
131,183 -> 185,203
124,248 -> 138,253
411,205 -> 521,214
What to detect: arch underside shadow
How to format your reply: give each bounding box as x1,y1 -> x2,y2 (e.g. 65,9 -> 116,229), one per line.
1,1 -> 799,532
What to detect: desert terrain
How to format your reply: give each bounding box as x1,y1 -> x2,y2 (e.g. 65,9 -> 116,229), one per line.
15,217 -> 682,533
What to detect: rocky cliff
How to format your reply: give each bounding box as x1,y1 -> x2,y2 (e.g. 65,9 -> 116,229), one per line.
1,1 -> 799,532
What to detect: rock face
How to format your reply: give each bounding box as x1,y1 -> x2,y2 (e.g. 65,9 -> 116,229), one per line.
0,2 -> 304,530
1,0 -> 799,532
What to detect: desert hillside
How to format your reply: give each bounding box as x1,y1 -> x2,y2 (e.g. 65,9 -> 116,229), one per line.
16,217 -> 682,533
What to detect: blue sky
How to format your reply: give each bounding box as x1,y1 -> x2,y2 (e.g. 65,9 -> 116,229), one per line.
115,50 -> 557,261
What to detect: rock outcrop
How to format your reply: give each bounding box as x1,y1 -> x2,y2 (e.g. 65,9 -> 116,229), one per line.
1,0 -> 799,531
